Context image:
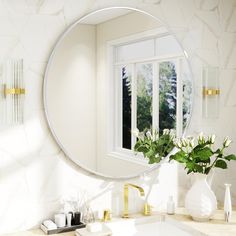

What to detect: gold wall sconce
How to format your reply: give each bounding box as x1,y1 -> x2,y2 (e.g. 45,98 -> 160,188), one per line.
202,67 -> 220,118
3,85 -> 25,97
203,88 -> 220,96
0,59 -> 25,124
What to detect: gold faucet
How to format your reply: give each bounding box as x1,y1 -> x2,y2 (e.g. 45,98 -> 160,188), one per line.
122,183 -> 145,218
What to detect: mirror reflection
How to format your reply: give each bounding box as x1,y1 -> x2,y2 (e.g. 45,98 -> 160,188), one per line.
44,8 -> 192,178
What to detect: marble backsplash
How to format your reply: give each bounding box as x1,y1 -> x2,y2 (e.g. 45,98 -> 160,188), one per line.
0,0 -> 236,234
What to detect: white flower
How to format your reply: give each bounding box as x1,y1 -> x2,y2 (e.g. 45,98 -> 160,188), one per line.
139,132 -> 145,141
146,131 -> 152,139
208,134 -> 216,144
181,138 -> 188,147
189,138 -> 195,148
155,153 -> 160,158
163,129 -> 170,135
174,138 -> 182,149
132,128 -> 139,138
177,141 -> 182,149
197,132 -> 205,144
169,129 -> 176,139
152,129 -> 159,141
223,137 -> 232,147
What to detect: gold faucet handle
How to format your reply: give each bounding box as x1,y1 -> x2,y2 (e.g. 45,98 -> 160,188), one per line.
143,203 -> 153,216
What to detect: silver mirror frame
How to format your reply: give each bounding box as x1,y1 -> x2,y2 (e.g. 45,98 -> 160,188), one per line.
43,6 -> 194,180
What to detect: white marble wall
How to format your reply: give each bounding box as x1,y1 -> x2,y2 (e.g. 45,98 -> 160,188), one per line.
0,0 -> 236,234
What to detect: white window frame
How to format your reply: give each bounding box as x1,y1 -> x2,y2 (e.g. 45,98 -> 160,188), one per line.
106,28 -> 185,165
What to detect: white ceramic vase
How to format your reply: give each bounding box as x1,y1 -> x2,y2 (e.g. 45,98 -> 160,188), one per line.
185,173 -> 217,221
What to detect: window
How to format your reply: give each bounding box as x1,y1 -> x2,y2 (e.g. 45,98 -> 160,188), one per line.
109,29 -> 192,162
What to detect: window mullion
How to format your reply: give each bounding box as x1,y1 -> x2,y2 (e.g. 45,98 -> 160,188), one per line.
131,64 -> 137,149
176,59 -> 183,137
152,62 -> 159,131
115,66 -> 122,149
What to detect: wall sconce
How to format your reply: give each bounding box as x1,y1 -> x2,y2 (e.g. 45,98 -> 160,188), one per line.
0,59 -> 25,124
202,67 -> 220,118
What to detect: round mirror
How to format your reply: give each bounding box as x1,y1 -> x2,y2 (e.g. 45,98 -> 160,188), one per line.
44,7 -> 193,179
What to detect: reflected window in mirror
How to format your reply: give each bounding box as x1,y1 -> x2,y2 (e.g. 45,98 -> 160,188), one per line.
44,8 -> 194,177
111,30 -> 192,155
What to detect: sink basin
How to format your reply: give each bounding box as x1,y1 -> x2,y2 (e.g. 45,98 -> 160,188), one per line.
105,214 -> 206,236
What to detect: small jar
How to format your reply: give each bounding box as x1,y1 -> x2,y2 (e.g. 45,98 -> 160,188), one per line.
54,213 -> 66,228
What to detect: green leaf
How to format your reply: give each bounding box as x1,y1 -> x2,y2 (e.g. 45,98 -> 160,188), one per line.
215,148 -> 221,155
215,159 -> 227,169
148,155 -> 161,164
148,157 -> 156,164
194,147 -> 213,161
170,151 -> 187,163
224,154 -> 236,161
138,147 -> 149,154
194,164 -> 203,173
186,162 -> 194,171
205,167 -> 211,175
155,156 -> 162,163
187,169 -> 193,174
145,149 -> 155,159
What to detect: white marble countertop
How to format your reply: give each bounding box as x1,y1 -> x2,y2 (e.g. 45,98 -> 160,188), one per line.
167,208 -> 236,236
3,208 -> 236,236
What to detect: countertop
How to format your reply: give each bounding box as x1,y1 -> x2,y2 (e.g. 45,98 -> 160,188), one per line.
168,208 -> 236,236
2,209 -> 236,236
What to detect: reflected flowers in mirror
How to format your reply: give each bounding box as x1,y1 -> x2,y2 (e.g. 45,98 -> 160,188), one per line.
133,128 -> 176,164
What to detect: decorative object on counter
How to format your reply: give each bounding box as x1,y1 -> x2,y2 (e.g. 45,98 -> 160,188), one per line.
86,222 -> 102,232
185,173 -> 217,221
68,211 -> 75,225
224,183 -> 232,222
133,128 -> 176,164
102,209 -> 111,222
43,220 -> 57,230
66,213 -> 72,227
170,133 -> 236,221
1,58 -> 25,124
75,224 -> 112,236
82,204 -> 95,224
74,212 -> 81,225
41,222 -> 86,235
167,196 -> 175,215
170,134 -> 236,175
54,214 -> 66,228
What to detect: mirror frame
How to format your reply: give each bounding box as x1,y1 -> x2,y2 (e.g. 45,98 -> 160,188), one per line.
43,6 -> 194,180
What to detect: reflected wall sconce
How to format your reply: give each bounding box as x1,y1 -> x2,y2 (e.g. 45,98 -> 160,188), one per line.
202,67 -> 220,118
0,59 -> 25,124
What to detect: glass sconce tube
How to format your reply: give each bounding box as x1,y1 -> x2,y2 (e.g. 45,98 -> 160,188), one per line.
202,67 -> 220,118
0,59 -> 25,124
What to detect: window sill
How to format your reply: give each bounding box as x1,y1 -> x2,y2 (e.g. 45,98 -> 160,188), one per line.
107,148 -> 153,167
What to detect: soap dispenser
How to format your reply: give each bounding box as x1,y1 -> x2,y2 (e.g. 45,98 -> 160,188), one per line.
167,196 -> 175,215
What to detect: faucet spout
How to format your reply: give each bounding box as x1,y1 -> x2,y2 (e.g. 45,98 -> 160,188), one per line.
122,183 -> 145,218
